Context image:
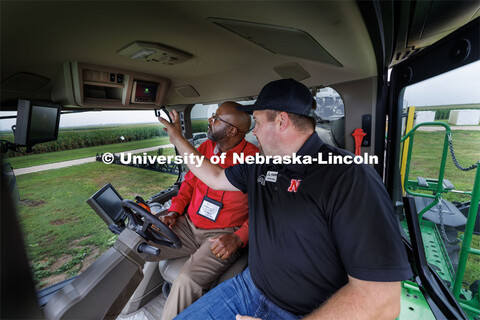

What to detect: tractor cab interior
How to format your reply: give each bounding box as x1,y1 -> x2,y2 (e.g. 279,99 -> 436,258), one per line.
1,1 -> 479,319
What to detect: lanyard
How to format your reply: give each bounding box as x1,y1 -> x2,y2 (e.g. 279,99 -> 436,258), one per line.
206,187 -> 225,202
239,140 -> 247,153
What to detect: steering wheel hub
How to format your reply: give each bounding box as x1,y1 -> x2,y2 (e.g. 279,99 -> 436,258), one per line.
121,200 -> 182,249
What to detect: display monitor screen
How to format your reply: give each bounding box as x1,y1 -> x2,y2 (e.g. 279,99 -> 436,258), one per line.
133,81 -> 158,103
96,187 -> 123,220
29,106 -> 59,142
14,100 -> 61,146
87,183 -> 125,225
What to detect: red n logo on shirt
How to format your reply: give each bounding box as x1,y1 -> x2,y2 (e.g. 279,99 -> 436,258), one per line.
287,179 -> 301,192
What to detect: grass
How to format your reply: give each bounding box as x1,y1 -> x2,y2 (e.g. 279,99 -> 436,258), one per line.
403,129 -> 480,288
6,137 -> 171,169
16,161 -> 177,289
407,130 -> 480,203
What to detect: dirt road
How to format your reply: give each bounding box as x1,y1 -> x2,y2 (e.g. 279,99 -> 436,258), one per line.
13,144 -> 174,176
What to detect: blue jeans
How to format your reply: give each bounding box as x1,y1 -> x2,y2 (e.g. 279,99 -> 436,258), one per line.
174,268 -> 300,320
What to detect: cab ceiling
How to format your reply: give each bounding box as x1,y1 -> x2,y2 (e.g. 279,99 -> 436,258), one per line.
0,1 -> 375,108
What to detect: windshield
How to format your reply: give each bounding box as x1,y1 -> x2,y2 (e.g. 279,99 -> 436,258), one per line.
0,110 -> 177,290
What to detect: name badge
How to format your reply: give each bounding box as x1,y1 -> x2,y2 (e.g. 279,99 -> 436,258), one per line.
196,196 -> 223,222
265,171 -> 278,183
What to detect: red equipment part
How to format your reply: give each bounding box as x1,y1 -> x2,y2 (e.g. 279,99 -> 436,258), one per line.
351,128 -> 366,156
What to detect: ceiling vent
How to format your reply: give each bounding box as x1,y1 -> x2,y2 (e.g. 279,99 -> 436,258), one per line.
209,18 -> 342,67
117,41 -> 193,65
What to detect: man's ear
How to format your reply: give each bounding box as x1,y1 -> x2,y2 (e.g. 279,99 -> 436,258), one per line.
278,112 -> 289,132
227,125 -> 238,137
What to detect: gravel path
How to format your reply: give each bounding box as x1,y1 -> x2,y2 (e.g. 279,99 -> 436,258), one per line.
13,144 -> 174,176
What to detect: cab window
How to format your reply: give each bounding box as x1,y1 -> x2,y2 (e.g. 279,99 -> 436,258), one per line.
400,60 -> 480,292
0,110 -> 177,290
314,87 -> 345,148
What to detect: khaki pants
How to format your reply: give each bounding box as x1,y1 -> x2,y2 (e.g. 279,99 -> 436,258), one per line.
153,215 -> 242,320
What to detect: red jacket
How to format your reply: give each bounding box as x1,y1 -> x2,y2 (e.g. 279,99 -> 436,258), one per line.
169,139 -> 259,245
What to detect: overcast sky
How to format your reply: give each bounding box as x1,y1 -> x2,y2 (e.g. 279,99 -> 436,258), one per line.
403,60 -> 480,107
1,61 -> 478,132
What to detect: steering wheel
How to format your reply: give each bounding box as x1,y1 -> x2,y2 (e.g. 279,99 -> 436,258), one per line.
121,200 -> 182,249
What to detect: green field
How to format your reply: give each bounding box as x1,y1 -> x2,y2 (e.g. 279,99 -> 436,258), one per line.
191,118 -> 208,133
407,130 -> 480,202
6,137 -> 171,169
16,162 -> 177,289
1,123 -> 167,158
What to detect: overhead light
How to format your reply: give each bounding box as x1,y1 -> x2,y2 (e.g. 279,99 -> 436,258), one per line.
130,49 -> 156,60
117,41 -> 193,65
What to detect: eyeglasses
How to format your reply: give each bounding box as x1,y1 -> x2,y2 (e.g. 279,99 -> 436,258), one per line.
211,113 -> 244,133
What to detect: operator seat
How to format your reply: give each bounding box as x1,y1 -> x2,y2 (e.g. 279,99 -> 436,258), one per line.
149,182 -> 249,297
159,249 -> 248,296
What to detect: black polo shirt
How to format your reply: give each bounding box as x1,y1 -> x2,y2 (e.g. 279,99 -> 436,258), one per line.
225,133 -> 412,315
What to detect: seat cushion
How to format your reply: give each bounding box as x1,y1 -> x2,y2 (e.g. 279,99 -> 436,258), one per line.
159,250 -> 248,288
159,256 -> 190,284
215,251 -> 248,285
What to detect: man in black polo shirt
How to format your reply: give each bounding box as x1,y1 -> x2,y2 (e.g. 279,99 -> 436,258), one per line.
159,79 -> 412,319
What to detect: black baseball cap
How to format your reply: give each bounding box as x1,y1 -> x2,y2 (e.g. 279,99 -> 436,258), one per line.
241,78 -> 316,117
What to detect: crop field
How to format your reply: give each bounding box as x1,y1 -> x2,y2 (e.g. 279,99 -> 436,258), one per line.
191,118 -> 208,133
7,137 -> 171,169
415,104 -> 480,122
1,123 -> 167,157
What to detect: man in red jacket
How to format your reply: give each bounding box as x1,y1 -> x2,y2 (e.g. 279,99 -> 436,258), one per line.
156,101 -> 259,320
